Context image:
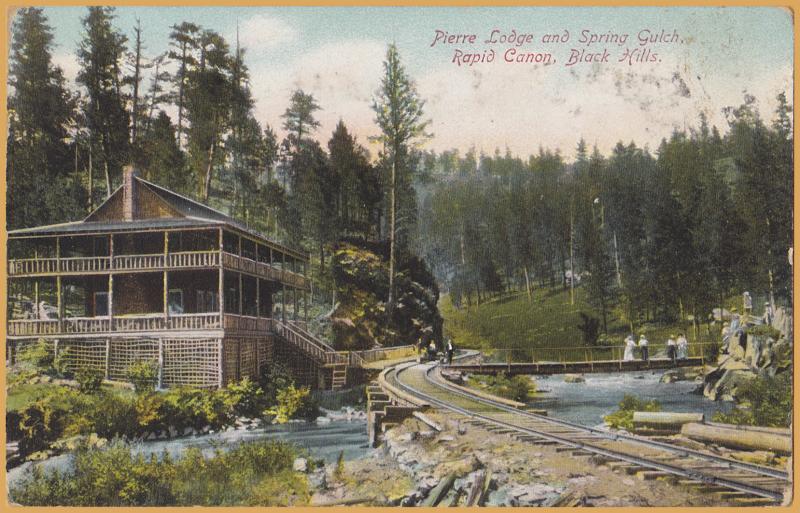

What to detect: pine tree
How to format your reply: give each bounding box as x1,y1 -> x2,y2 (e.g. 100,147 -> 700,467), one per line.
168,22 -> 200,149
140,111 -> 189,194
8,8 -> 82,228
184,29 -> 233,202
76,6 -> 129,199
371,44 -> 430,310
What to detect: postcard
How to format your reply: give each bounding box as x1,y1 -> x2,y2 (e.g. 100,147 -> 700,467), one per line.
4,5 -> 794,507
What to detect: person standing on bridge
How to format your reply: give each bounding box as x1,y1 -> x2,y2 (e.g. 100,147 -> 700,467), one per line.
677,332 -> 689,360
623,335 -> 636,361
666,335 -> 677,364
638,334 -> 649,362
446,338 -> 455,364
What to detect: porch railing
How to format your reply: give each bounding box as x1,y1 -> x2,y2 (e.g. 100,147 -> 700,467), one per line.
9,251 -> 308,290
273,320 -> 346,366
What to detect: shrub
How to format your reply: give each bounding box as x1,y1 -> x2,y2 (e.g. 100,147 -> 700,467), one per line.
266,384 -> 312,424
713,371 -> 792,427
577,312 -> 601,346
334,450 -> 345,480
468,373 -> 534,402
76,367 -> 104,394
10,439 -> 305,506
16,339 -> 54,373
604,394 -> 661,430
220,378 -> 266,419
16,387 -> 84,455
126,361 -> 158,394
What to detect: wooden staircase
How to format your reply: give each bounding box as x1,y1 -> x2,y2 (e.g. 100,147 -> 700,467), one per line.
331,364 -> 348,390
273,320 -> 349,390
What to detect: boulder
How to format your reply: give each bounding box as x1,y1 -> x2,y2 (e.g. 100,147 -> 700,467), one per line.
563,374 -> 585,383
293,457 -> 309,473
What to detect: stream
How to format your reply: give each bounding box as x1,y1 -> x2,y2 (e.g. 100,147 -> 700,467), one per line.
530,371 -> 733,426
8,369 -> 733,490
7,417 -> 369,488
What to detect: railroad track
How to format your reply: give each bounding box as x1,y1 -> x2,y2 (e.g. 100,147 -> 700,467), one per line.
385,362 -> 790,505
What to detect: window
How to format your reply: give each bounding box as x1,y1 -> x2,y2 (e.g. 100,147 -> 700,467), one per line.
95,292 -> 109,317
196,290 -> 218,312
168,289 -> 184,314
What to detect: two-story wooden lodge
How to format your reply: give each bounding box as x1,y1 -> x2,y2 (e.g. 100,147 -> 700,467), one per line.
7,167 -> 348,389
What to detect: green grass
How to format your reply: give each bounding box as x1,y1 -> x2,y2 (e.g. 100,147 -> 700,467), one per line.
6,382 -> 62,411
441,286 -> 717,362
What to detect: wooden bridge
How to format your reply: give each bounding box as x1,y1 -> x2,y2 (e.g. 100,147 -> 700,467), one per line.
444,356 -> 704,376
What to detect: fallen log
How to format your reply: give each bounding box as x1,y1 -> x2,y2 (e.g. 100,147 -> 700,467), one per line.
704,421 -> 791,437
422,473 -> 457,507
412,411 -> 443,432
681,422 -> 791,454
465,470 -> 486,506
633,411 -> 704,427
313,496 -> 375,507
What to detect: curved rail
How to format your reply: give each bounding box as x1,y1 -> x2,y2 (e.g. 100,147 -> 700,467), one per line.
387,362 -> 788,503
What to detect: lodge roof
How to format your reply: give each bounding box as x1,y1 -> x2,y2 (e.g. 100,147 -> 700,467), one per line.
8,171 -> 308,261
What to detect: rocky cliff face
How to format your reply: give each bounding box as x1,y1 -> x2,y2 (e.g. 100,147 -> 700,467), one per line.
703,307 -> 792,402
329,240 -> 443,350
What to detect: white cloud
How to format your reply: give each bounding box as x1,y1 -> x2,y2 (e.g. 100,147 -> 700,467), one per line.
236,14 -> 298,52
52,52 -> 80,85
250,39 -> 386,151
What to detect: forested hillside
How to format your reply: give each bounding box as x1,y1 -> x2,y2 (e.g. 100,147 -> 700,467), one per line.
417,102 -> 793,332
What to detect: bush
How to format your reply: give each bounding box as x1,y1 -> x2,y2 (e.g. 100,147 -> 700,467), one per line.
713,371 -> 792,427
604,394 -> 661,430
219,378 -> 266,419
126,361 -> 158,394
9,439 -> 306,506
266,384 -> 312,424
16,339 -> 54,373
76,367 -> 104,394
468,373 -> 534,402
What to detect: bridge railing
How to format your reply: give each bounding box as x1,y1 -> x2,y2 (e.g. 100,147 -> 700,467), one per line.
481,341 -> 718,365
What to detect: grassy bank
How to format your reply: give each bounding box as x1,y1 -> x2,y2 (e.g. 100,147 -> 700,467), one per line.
440,286 -> 717,362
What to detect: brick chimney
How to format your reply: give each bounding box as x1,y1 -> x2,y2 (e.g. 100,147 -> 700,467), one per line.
122,165 -> 138,221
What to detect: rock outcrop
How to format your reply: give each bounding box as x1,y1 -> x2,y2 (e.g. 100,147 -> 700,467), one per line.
330,240 -> 443,349
703,307 -> 792,401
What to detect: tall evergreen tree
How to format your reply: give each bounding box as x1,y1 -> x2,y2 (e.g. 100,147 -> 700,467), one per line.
76,6 -> 129,199
371,43 -> 430,310
7,8 -> 82,228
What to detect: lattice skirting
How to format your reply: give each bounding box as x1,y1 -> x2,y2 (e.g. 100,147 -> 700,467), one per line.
8,336 -> 274,389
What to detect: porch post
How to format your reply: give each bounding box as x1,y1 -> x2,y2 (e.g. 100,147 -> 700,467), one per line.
281,251 -> 286,322
55,237 -> 62,330
33,248 -> 40,316
108,235 -> 114,330
293,287 -> 299,321
104,339 -> 111,379
255,278 -> 261,318
218,228 -> 224,321
304,260 -> 309,321
238,272 -> 243,316
163,231 -> 169,320
157,339 -> 164,389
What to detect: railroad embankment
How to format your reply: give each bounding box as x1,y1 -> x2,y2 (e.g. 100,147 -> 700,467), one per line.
310,411 -> 755,507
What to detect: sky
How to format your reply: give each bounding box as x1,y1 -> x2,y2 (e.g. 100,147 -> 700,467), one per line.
30,6 -> 795,160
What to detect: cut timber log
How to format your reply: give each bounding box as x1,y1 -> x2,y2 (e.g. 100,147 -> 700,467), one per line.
412,411 -> 442,431
422,473 -> 456,507
681,422 -> 791,454
633,411 -> 704,427
466,470 -> 486,506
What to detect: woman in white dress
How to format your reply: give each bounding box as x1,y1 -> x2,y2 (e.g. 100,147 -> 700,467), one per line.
676,333 -> 689,359
623,335 -> 636,361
